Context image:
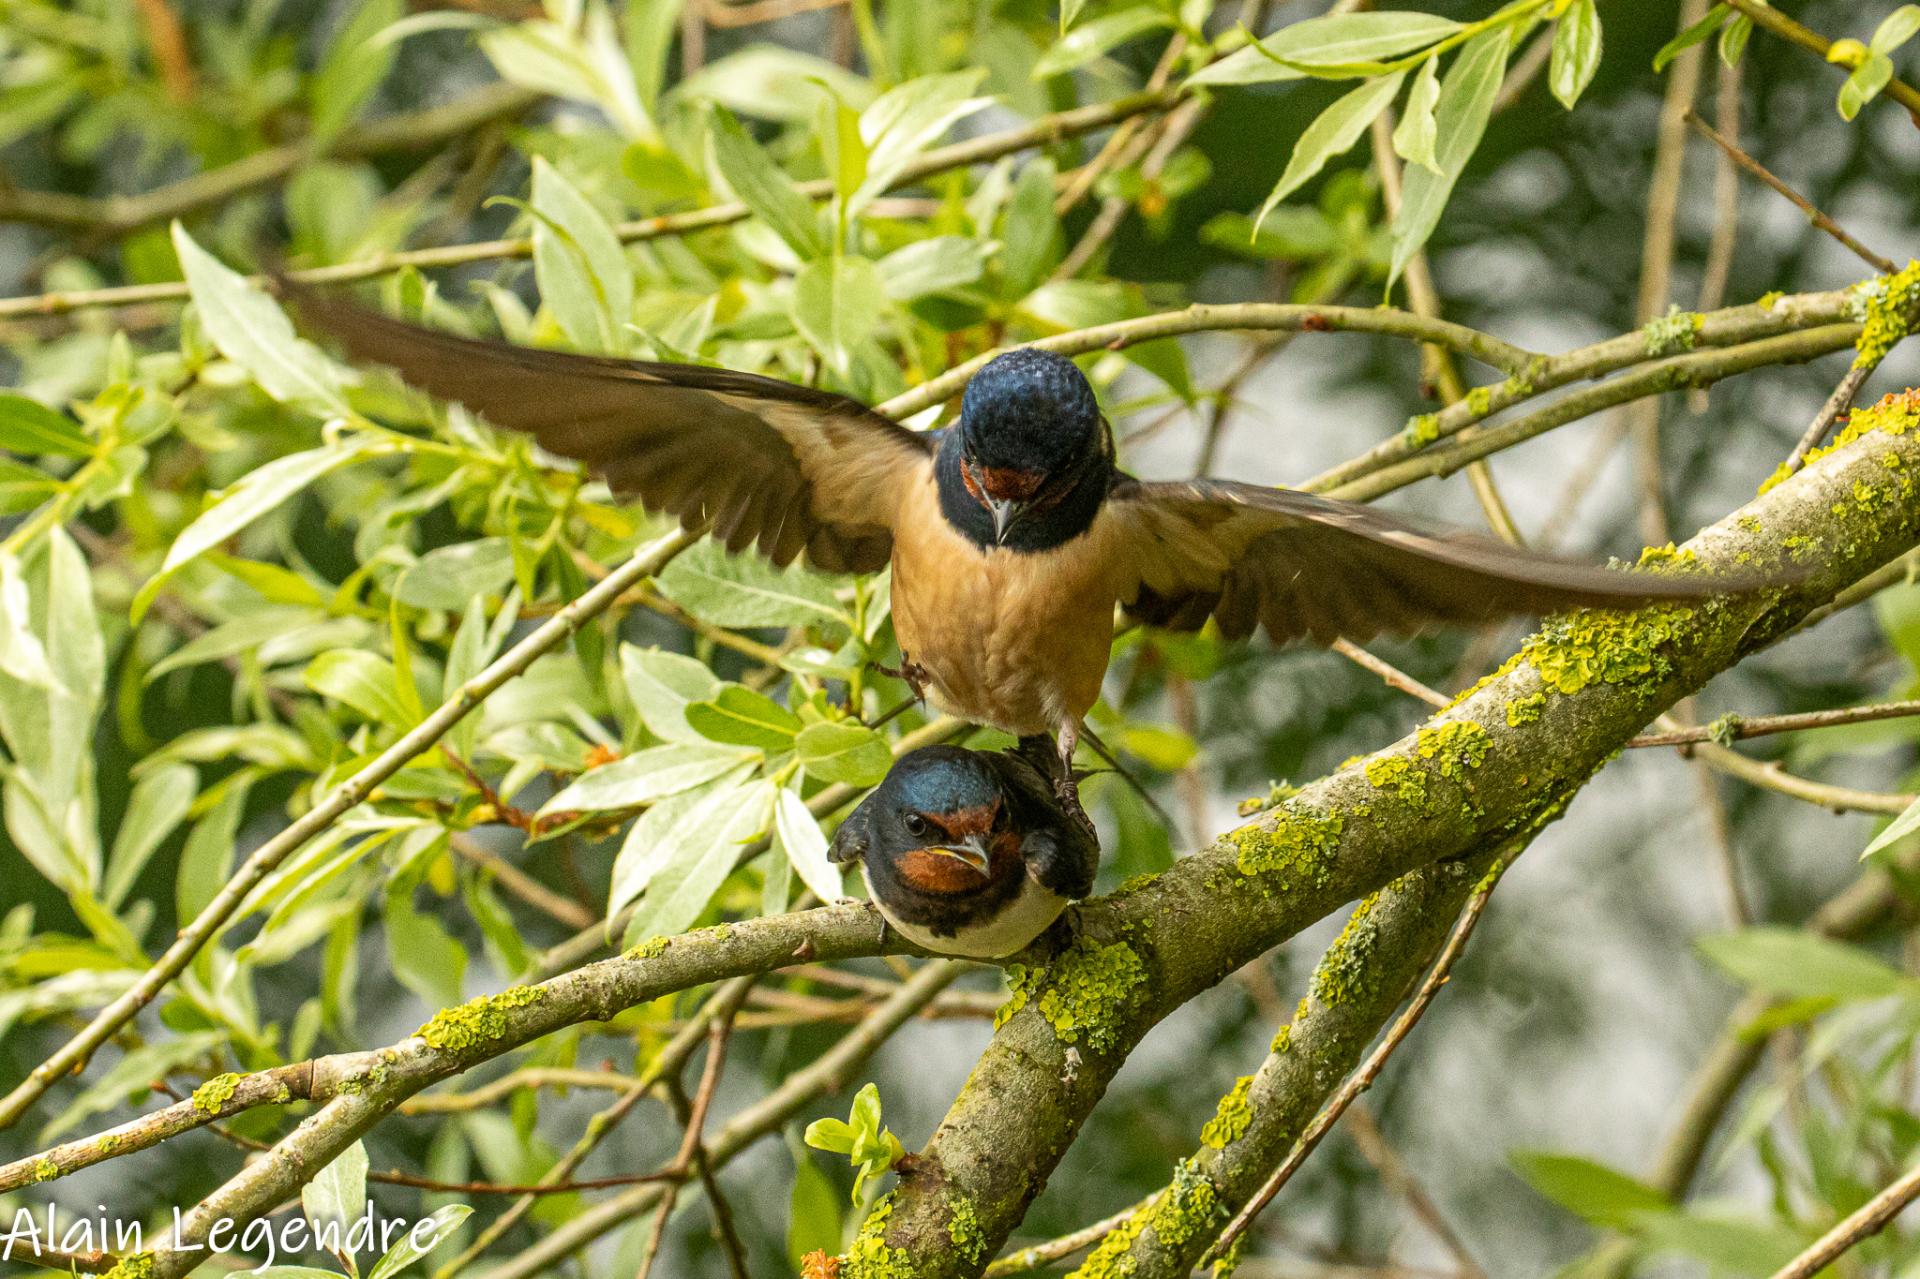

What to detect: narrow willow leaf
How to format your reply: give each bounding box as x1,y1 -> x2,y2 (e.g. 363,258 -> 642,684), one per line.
171,224 -> 350,415
1549,0 -> 1603,109
1863,793 -> 1920,858
795,721 -> 892,786
367,1204 -> 473,1279
304,1140 -> 371,1231
0,394 -> 90,457
304,649 -> 412,727
541,743 -> 756,814
1388,31 -> 1508,289
1653,4 -> 1729,71
1248,11 -> 1461,76
1032,8 -> 1174,78
529,157 -> 635,352
708,107 -> 827,259
684,685 -> 803,750
1511,1151 -> 1670,1230
1392,59 -> 1441,174
1256,72 -> 1405,229
775,787 -> 842,903
104,763 -> 196,908
621,645 -> 723,743
620,778 -> 774,938
855,71 -> 992,211
1718,13 -> 1752,66
877,236 -> 994,300
790,254 -> 886,376
1697,926 -> 1912,1000
655,540 -> 849,629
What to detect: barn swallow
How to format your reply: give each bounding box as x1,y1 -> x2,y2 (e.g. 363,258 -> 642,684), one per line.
287,288 -> 1775,808
828,745 -> 1096,959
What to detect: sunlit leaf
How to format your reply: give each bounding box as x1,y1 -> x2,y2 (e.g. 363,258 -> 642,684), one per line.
1697,927 -> 1913,1001
529,156 -> 635,352
1549,0 -> 1602,110
796,721 -> 892,787
791,254 -> 887,376
1511,1151 -> 1670,1230
775,787 -> 841,902
656,539 -> 850,629
0,394 -> 90,457
1255,71 -> 1405,228
540,742 -> 757,814
1032,8 -> 1174,78
1388,30 -> 1508,288
708,108 -> 827,260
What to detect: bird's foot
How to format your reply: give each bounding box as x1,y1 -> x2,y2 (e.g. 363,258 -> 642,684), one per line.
1051,769 -> 1095,841
869,656 -> 932,702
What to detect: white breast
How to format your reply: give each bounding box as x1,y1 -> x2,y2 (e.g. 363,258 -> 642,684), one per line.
863,865 -> 1070,960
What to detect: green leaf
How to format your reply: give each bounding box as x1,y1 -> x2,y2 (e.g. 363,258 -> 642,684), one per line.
104,763 -> 196,909
305,649 -> 412,727
1255,71 -> 1405,229
775,787 -> 842,902
303,1139 -> 371,1232
1032,8 -> 1175,78
1000,156 -> 1062,299
309,0 -> 402,144
1873,5 -> 1920,54
1234,11 -> 1461,81
41,1031 -> 227,1141
1510,1151 -> 1671,1230
855,71 -> 992,211
877,236 -> 995,300
621,644 -> 725,743
790,254 -> 886,376
1839,50 -> 1894,120
1864,794 -> 1920,859
1653,4 -> 1729,72
529,157 -> 635,352
479,17 -> 653,140
1392,58 -> 1441,174
367,1204 -> 474,1279
0,394 -> 90,457
170,224 -> 350,415
1698,927 -> 1912,1000
1719,13 -> 1752,66
1631,1210 -> 1809,1276
655,540 -> 849,629
541,743 -> 755,814
136,441 -> 378,622
1388,30 -> 1508,289
685,685 -> 803,750
1549,0 -> 1602,109
708,108 -> 827,260
618,778 -> 775,936
796,721 -> 892,787
178,778 -> 250,923
395,539 -> 516,610
385,866 -> 467,1008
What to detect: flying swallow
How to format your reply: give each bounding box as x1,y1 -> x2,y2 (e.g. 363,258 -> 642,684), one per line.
828,745 -> 1096,958
287,289 -> 1774,806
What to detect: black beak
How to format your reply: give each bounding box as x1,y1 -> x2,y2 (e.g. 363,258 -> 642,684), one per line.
987,497 -> 1024,545
929,834 -> 992,876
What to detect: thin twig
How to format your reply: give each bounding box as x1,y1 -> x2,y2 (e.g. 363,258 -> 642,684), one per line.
1786,362 -> 1878,472
1207,860 -> 1508,1259
1332,639 -> 1448,709
983,1203 -> 1150,1278
1767,1158 -> 1920,1279
1724,0 -> 1920,120
1684,109 -> 1894,274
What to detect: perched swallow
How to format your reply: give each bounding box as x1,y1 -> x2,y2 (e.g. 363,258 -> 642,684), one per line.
288,290 -> 1772,800
828,745 -> 1096,959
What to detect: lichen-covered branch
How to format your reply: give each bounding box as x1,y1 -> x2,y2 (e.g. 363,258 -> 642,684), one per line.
848,393 -> 1920,1277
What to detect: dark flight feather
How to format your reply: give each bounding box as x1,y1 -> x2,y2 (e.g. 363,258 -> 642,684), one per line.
283,286 -> 932,574
1110,477 -> 1788,645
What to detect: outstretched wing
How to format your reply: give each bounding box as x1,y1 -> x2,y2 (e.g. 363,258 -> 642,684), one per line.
1107,477 -> 1774,644
287,288 -> 933,573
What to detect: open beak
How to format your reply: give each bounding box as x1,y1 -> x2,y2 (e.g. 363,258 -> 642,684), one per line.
987,497 -> 1025,545
928,834 -> 992,876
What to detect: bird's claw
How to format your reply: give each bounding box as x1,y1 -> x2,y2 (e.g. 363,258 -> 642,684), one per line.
1052,770 -> 1095,841
870,656 -> 932,702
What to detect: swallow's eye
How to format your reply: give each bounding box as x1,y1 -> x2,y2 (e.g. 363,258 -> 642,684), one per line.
903,813 -> 930,838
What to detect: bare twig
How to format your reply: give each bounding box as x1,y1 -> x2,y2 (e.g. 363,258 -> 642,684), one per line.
1684,109 -> 1894,274
1767,1158 -> 1920,1279
1208,860 -> 1509,1259
1786,362 -> 1878,472
1332,640 -> 1448,709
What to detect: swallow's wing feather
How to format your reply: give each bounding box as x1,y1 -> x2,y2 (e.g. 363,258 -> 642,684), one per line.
989,751 -> 1097,900
828,799 -> 873,866
1106,478 -> 1769,645
288,289 -> 932,573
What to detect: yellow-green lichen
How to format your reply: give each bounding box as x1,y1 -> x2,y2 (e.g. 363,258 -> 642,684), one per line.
97,1134 -> 121,1154
1066,1206 -> 1148,1279
1707,713 -> 1743,747
946,1198 -> 985,1266
101,1254 -> 154,1279
417,985 -> 545,1052
1365,754 -> 1426,809
1853,260 -> 1920,367
1465,386 -> 1494,416
1270,1022 -> 1293,1054
627,936 -> 670,960
32,1157 -> 58,1182
1200,1076 -> 1255,1150
192,1072 -> 241,1114
1148,1159 -> 1225,1247
1211,1232 -> 1247,1279
841,1194 -> 913,1279
1758,290 -> 1784,309
1416,721 -> 1491,778
1505,692 -> 1547,727
1312,892 -> 1383,1007
1404,413 -> 1440,447
1520,601 -> 1694,697
1235,779 -> 1299,817
1229,803 -> 1343,890
997,937 -> 1147,1054
1642,304 -> 1700,356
